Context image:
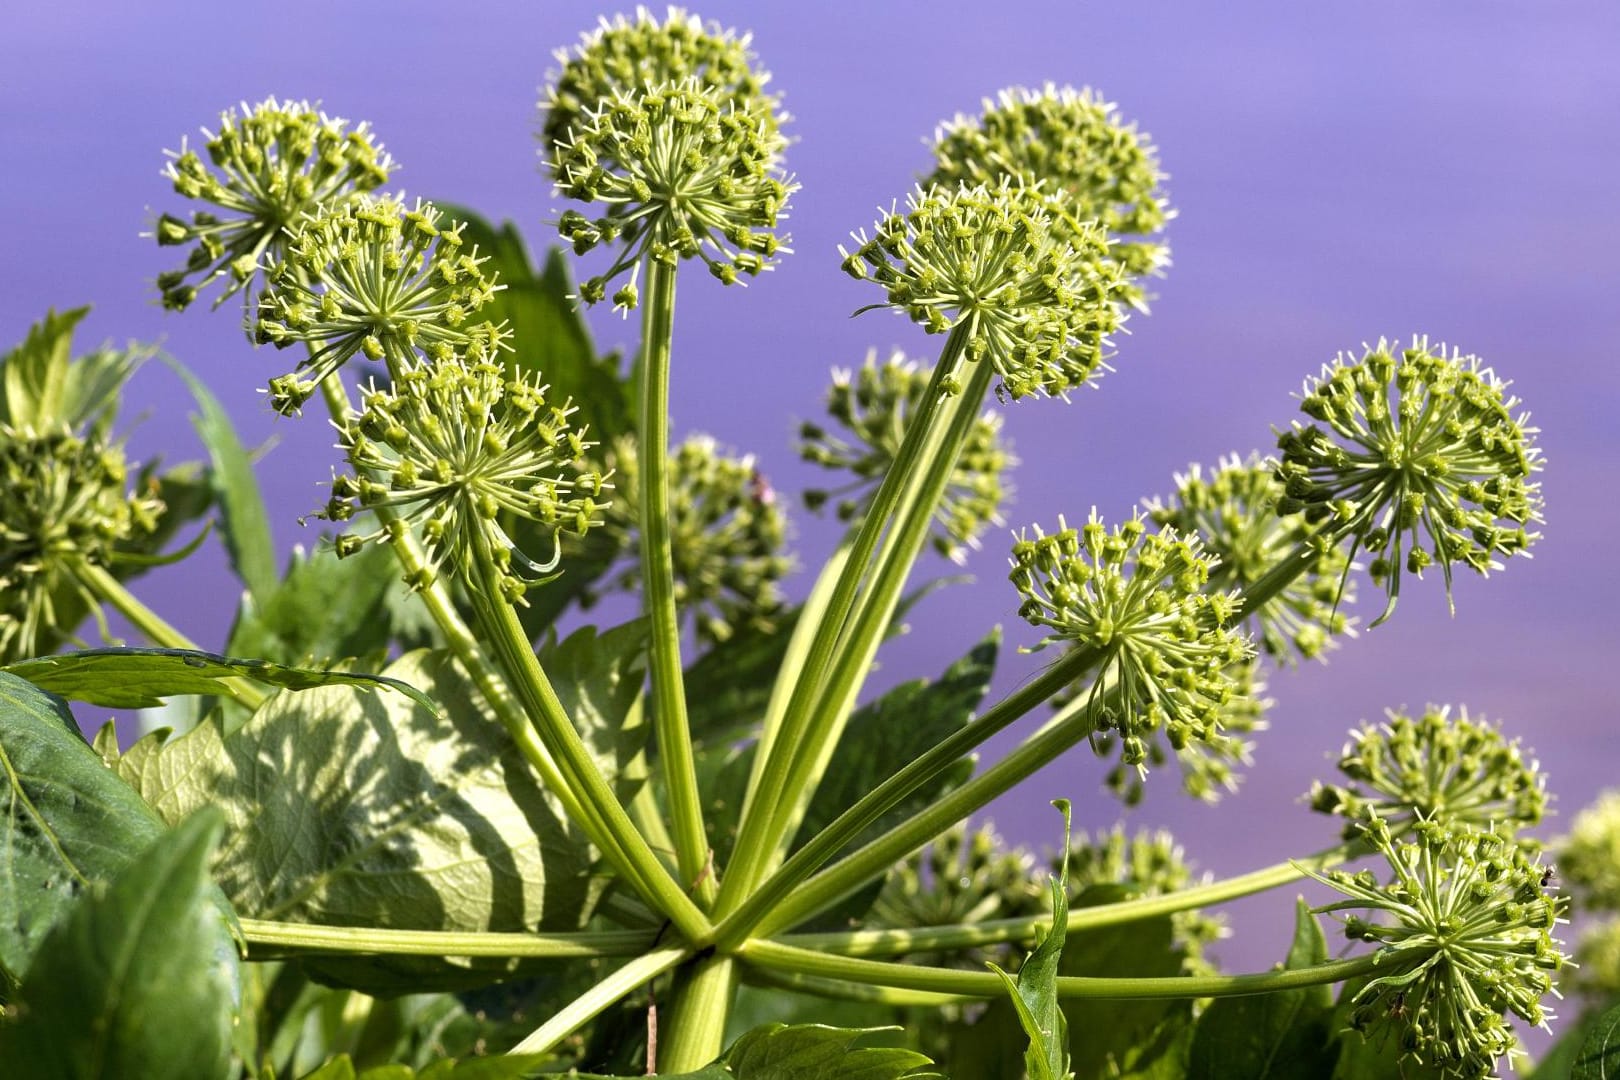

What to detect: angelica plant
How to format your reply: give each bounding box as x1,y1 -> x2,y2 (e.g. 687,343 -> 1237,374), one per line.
0,8 -> 1583,1080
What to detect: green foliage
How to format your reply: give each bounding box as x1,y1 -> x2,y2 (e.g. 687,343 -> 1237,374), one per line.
0,810 -> 240,1080
989,801 -> 1074,1080
571,1023 -> 940,1079
1571,1002 -> 1620,1080
0,306 -> 89,431
296,1051 -> 551,1079
539,621 -> 650,803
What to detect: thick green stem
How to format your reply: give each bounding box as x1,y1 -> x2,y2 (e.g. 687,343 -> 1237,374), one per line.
746,966 -> 974,1007
741,939 -> 1385,1000
658,954 -> 738,1073
636,257 -> 712,906
466,543 -> 710,944
778,839 -> 1366,957
717,324 -> 973,916
238,918 -> 653,959
508,947 -> 689,1056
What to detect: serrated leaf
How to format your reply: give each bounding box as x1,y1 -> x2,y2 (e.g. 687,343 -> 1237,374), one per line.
1573,1001 -> 1620,1080
0,671 -> 168,986
0,306 -> 87,429
62,340 -> 152,434
228,541 -> 406,668
725,1023 -> 941,1079
3,646 -> 436,712
537,620 -> 649,797
163,353 -> 277,601
1187,897 -> 1336,1079
102,649 -> 594,993
0,809 -> 239,1079
990,800 -> 1074,1080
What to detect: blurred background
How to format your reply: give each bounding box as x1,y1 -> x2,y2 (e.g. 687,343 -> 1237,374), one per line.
3,0 -> 1618,981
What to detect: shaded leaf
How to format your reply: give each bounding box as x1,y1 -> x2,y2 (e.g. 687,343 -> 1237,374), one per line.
297,1052 -> 553,1079
3,646 -> 436,712
0,809 -> 239,1080
1573,1000 -> 1620,1080
1533,998 -> 1620,1080
0,306 -> 87,430
990,800 -> 1073,1080
0,671 -> 167,986
228,541 -> 407,668
538,620 -> 650,798
572,1022 -> 939,1079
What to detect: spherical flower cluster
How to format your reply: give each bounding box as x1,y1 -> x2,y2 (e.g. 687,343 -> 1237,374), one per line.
1145,455 -> 1355,664
1308,814 -> 1565,1079
1309,706 -> 1546,846
542,6 -> 781,162
840,180 -> 1127,401
552,79 -> 793,309
154,98 -> 392,311
870,822 -> 1047,948
587,433 -> 791,643
1558,788 -> 1620,912
926,84 -> 1171,311
254,197 -> 505,415
0,424 -> 163,661
1275,338 -> 1542,626
1573,917 -> 1620,999
1009,511 -> 1252,791
322,355 -> 608,599
798,350 -> 1014,563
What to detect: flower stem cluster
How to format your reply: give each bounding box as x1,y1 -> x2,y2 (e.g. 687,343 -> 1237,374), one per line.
552,80 -> 793,309
154,98 -> 392,311
1309,706 -> 1546,845
798,350 -> 1014,562
1308,814 -> 1565,1079
841,180 -> 1127,400
255,197 -> 505,415
1275,338 -> 1542,625
542,6 -> 782,162
1145,454 -> 1354,664
926,83 -> 1171,310
0,424 -> 163,660
323,355 -> 608,599
585,433 -> 791,643
1009,512 -> 1251,792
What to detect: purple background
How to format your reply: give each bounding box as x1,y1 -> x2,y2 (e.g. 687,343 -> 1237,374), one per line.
4,1 -> 1619,990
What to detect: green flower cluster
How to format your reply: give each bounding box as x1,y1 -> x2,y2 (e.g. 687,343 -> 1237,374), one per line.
586,433 -> 791,642
1559,788 -> 1620,912
927,83 -> 1170,310
1010,512 -> 1251,793
1309,814 -> 1565,1079
799,350 -> 1014,562
1276,338 -> 1542,625
870,821 -> 1047,947
1145,455 -> 1354,664
255,197 -> 505,415
841,180 -> 1127,400
323,356 -> 608,598
1309,706 -> 1546,845
154,97 -> 393,311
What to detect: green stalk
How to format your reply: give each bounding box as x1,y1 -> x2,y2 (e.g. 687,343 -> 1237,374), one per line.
658,954 -> 738,1073
716,323 -> 973,916
746,966 -> 974,1007
238,918 -> 654,958
778,839 -> 1366,957
466,542 -> 710,944
635,256 -> 712,905
72,560 -> 267,710
741,938 -> 1385,1000
508,946 -> 689,1056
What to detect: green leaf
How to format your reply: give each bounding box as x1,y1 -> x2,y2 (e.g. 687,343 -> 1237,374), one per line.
103,649 -> 594,993
1532,998 -> 1620,1080
571,1023 -> 939,1079
1573,1000 -> 1620,1080
989,800 -> 1074,1080
0,809 -> 240,1080
297,1052 -> 553,1079
64,340 -> 155,435
228,541 -> 408,668
1187,897 -> 1336,1079
537,620 -> 650,798
0,306 -> 88,429
3,646 -> 437,712
162,354 -> 277,602
0,671 -> 168,986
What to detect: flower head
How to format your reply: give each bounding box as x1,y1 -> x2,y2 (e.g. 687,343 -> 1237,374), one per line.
254,196 -> 505,414
1308,814 -> 1565,1079
1309,707 -> 1546,847
587,433 -> 791,643
542,6 -> 782,160
1146,455 -> 1355,664
1573,917 -> 1620,999
1558,789 -> 1620,912
871,821 -> 1047,944
553,79 -> 793,309
927,84 -> 1171,310
1275,338 -> 1542,626
153,98 -> 393,311
322,354 -> 607,599
841,180 -> 1128,401
0,424 -> 163,660
1010,511 -> 1252,793
799,350 -> 1014,562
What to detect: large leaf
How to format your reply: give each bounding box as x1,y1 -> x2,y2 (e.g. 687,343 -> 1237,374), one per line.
0,671 -> 167,988
102,649 -> 594,992
3,646 -> 436,712
164,353 -> 277,602
0,809 -> 239,1080
1187,897 -> 1337,1079
1572,1000 -> 1620,1080
538,620 -> 650,798
228,541 -> 409,667
297,1052 -> 552,1079
571,1023 -> 940,1079
990,800 -> 1074,1080
0,306 -> 87,429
